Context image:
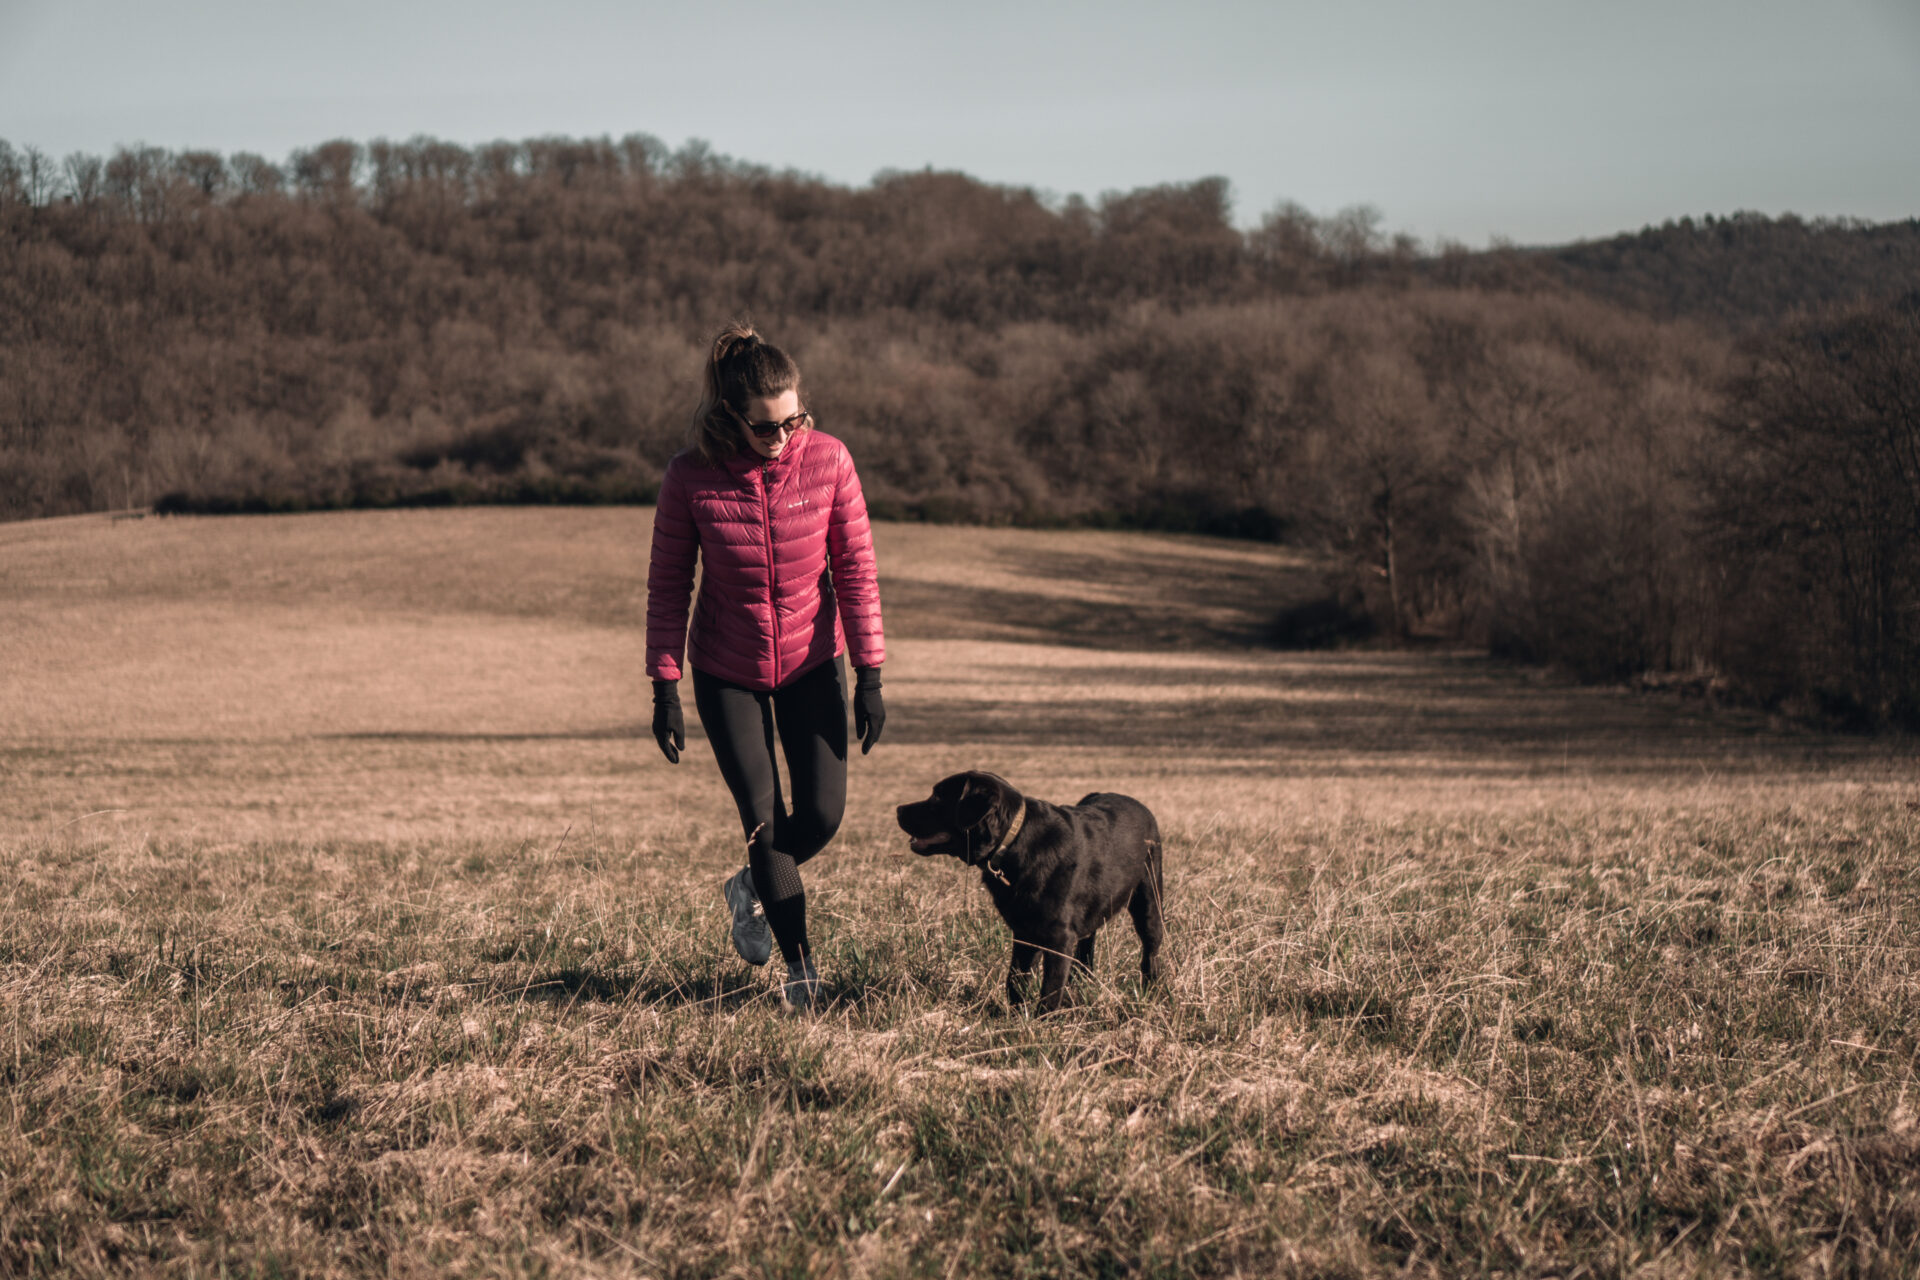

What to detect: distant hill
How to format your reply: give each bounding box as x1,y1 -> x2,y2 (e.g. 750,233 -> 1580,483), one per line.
2,135 -> 1915,722
1409,211 -> 1920,334
1537,213 -> 1920,333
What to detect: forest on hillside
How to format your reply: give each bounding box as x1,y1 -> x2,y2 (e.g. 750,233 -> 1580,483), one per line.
2,135 -> 1917,725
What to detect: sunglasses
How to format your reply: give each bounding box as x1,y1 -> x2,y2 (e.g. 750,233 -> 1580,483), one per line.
736,408 -> 812,440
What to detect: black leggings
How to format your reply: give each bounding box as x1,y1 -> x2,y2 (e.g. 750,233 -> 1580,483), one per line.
692,656 -> 848,966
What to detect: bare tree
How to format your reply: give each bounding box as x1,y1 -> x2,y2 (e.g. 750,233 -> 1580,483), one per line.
1329,346 -> 1446,637
174,150 -> 227,200
0,140 -> 23,208
619,132 -> 668,187
104,145 -> 175,223
291,139 -> 362,204
1248,200 -> 1327,292
1319,204 -> 1384,264
23,145 -> 59,206
1715,296 -> 1920,722
63,152 -> 104,205
473,141 -> 523,202
229,152 -> 284,197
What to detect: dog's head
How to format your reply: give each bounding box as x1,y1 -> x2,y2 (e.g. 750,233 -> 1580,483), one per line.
895,771 -> 1021,861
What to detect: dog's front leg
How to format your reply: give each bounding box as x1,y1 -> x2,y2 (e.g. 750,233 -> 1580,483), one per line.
1005,939 -> 1038,1005
1036,939 -> 1074,1013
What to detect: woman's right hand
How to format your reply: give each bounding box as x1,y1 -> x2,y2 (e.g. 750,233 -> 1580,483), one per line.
652,680 -> 685,763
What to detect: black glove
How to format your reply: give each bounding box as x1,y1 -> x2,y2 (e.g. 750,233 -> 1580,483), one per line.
853,665 -> 885,755
652,679 -> 684,764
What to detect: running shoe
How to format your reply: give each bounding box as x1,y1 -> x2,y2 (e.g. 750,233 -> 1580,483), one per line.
782,955 -> 821,1012
722,866 -> 773,967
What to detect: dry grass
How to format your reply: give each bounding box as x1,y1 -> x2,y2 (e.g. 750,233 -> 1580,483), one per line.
3,508 -> 1918,1278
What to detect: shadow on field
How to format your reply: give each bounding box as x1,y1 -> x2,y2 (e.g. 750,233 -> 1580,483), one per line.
507,965 -> 897,1015
316,728 -> 644,742
889,653 -> 1877,774
883,544 -> 1324,650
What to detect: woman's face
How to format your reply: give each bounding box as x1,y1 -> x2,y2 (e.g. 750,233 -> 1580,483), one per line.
738,389 -> 804,461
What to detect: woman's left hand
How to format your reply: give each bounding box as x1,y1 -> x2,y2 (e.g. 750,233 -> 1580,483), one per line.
853,666 -> 885,755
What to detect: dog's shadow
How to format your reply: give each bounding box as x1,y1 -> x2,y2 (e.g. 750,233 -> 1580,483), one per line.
500,959 -> 1162,1019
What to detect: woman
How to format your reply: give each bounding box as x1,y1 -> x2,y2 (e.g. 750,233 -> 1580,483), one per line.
646,324 -> 886,1011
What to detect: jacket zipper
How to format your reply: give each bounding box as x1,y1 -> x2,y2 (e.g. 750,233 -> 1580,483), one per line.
761,459 -> 780,688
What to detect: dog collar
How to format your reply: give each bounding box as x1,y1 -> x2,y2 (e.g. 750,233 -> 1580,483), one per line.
977,798 -> 1027,884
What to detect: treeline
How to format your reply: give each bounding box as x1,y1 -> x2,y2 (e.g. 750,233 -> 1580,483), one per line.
2,136 -> 1917,725
1539,213 -> 1920,334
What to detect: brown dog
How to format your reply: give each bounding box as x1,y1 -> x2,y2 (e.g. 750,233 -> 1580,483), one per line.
896,770 -> 1164,1010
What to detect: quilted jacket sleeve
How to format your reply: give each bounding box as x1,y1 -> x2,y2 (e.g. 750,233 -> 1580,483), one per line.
827,442 -> 886,670
645,459 -> 698,681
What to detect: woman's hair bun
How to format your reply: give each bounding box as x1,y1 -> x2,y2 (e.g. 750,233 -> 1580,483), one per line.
690,320 -> 803,463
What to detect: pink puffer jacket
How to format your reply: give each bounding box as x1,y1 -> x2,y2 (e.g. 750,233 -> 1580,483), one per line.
646,428 -> 885,690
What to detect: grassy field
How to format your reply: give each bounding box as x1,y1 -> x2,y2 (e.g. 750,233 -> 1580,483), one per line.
3,507 -> 1918,1279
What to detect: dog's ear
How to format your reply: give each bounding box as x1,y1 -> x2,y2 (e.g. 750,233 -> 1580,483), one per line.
953,774 -> 997,830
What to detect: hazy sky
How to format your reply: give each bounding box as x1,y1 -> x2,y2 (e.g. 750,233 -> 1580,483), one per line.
3,0 -> 1916,246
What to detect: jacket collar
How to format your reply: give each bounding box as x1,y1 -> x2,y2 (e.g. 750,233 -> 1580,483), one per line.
723,426 -> 811,479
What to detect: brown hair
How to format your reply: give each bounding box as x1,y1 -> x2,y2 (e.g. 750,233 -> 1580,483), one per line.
689,322 -> 804,465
